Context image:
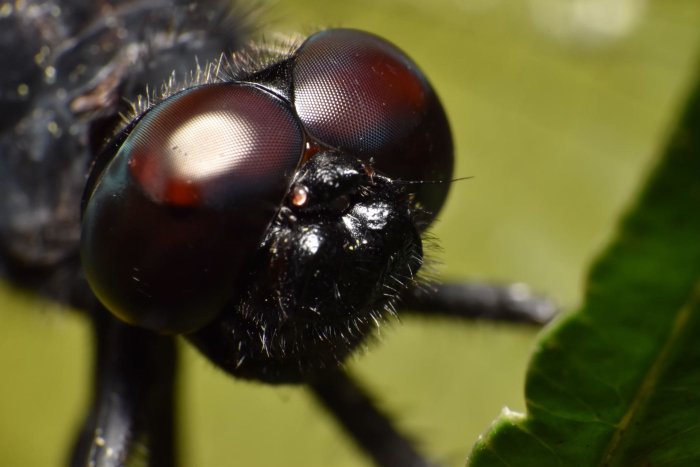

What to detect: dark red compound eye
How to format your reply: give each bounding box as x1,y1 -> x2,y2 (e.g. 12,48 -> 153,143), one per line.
292,29 -> 454,220
81,84 -> 304,334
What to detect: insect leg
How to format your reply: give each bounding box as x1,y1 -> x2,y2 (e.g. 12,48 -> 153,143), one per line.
309,368 -> 434,467
70,307 -> 177,467
399,282 -> 557,325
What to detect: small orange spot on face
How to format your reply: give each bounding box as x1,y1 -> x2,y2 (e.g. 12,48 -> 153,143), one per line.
290,184 -> 309,207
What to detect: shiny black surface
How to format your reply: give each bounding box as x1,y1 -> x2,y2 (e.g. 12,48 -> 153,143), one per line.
189,152 -> 423,382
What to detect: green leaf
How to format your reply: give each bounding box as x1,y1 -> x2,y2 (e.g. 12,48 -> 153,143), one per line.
469,67 -> 700,466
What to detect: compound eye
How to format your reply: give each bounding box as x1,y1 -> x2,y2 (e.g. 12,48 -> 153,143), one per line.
292,29 -> 454,222
81,84 -> 303,334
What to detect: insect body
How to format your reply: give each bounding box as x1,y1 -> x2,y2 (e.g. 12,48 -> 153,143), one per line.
1,1 -> 552,465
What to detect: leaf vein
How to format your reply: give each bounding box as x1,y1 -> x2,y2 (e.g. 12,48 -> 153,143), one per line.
600,279 -> 700,464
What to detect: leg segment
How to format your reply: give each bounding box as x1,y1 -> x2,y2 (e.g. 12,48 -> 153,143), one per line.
309,368 -> 434,467
70,306 -> 177,467
400,282 -> 557,324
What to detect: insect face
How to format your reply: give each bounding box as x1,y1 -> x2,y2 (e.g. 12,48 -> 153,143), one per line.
80,29 -> 454,381
189,150 -> 424,382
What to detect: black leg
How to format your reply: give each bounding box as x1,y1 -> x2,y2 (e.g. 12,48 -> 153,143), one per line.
309,368 -> 435,467
70,306 -> 177,467
400,282 -> 557,324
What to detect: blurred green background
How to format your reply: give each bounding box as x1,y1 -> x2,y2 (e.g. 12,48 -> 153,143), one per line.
1,0 -> 699,465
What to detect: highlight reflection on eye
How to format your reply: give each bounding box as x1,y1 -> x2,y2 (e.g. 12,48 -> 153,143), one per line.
122,84 -> 304,207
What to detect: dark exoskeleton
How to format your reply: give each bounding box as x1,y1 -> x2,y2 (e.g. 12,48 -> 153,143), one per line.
0,1 -> 555,466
